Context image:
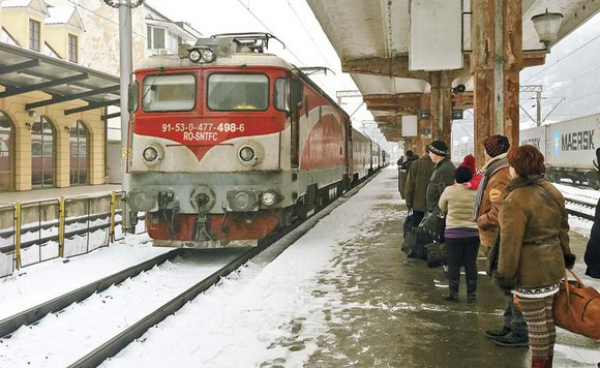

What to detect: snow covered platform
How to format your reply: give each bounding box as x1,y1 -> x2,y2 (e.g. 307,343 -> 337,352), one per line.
1,168 -> 599,367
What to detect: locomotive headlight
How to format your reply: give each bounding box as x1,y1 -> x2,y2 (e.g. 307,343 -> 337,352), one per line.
129,190 -> 157,212
143,147 -> 158,162
189,50 -> 202,63
234,192 -> 251,210
202,49 -> 216,62
239,146 -> 256,162
261,192 -> 277,207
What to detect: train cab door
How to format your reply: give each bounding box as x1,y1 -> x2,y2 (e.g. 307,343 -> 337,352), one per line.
291,77 -> 303,168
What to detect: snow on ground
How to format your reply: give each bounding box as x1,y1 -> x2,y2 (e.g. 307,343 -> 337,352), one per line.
102,171 -> 403,368
0,233 -> 169,321
555,183 -> 600,205
0,257 -> 228,368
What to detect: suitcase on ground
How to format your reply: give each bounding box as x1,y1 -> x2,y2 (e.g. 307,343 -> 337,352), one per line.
425,242 -> 447,268
403,214 -> 415,238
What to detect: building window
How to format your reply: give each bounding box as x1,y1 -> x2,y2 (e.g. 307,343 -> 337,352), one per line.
0,112 -> 14,192
70,121 -> 88,185
31,117 -> 55,188
29,19 -> 41,52
68,34 -> 78,63
147,26 -> 179,53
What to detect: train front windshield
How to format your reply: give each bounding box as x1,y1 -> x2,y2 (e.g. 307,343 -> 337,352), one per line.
142,74 -> 196,112
207,74 -> 269,111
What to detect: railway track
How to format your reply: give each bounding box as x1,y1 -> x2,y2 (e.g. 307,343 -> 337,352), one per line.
564,197 -> 596,221
0,172 -> 378,368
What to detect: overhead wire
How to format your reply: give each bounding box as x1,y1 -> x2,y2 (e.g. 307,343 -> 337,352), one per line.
282,0 -> 348,87
523,33 -> 600,84
235,0 -> 307,67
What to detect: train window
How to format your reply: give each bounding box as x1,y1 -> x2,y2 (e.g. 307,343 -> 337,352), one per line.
274,78 -> 290,112
142,74 -> 196,112
207,73 -> 269,111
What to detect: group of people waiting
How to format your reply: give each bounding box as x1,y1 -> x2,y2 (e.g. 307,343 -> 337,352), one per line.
398,136 -> 600,368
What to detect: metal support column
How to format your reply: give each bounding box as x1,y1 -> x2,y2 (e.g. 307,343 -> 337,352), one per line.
118,0 -> 134,233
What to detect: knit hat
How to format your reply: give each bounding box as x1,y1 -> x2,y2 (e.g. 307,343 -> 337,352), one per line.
483,135 -> 510,158
459,154 -> 476,175
427,140 -> 449,156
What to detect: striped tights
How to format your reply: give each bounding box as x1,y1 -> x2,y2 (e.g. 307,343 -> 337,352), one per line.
519,295 -> 556,358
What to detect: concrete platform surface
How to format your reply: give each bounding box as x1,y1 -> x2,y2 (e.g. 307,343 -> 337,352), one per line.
303,170 -> 599,367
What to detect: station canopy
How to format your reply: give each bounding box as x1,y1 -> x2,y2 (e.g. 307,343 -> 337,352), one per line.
0,42 -> 120,117
307,0 -> 600,141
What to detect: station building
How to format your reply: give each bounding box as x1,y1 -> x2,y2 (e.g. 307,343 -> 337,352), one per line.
0,0 -> 201,193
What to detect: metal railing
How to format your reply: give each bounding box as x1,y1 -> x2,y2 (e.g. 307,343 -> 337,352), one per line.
0,191 -> 147,278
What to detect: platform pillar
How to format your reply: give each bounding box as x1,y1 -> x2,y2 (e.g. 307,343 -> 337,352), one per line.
471,0 -> 522,167
429,71 -> 453,146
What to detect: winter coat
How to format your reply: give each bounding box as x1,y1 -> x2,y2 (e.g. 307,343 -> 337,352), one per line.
404,155 -> 436,212
401,155 -> 419,171
426,157 -> 456,212
585,197 -> 600,278
438,184 -> 478,229
495,176 -> 572,289
475,154 -> 511,247
466,172 -> 483,190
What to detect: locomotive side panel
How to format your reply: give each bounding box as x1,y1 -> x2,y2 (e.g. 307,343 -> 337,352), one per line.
351,129 -> 371,181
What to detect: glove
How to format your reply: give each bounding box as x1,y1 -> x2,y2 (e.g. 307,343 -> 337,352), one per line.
492,272 -> 517,292
564,253 -> 576,269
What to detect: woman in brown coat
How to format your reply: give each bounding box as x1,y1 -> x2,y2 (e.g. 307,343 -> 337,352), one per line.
493,145 -> 576,368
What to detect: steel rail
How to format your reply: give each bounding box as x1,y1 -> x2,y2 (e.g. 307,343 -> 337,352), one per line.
68,171 -> 380,368
0,248 -> 180,338
565,197 -> 596,221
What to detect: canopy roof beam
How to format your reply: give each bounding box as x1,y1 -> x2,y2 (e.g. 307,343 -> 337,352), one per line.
0,73 -> 89,98
0,59 -> 40,75
25,85 -> 120,110
65,98 -> 120,115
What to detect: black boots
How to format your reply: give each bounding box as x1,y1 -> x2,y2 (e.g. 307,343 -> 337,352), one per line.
493,332 -> 529,347
444,281 -> 459,302
486,326 -> 511,339
467,280 -> 477,304
443,292 -> 459,302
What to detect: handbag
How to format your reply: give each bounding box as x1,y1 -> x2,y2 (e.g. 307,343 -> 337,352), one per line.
553,269 -> 600,339
418,208 -> 446,243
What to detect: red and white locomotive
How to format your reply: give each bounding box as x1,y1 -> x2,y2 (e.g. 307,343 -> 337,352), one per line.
127,33 -> 387,246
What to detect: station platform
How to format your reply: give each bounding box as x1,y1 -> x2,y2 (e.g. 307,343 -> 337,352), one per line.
297,168 -> 600,367
0,184 -> 121,205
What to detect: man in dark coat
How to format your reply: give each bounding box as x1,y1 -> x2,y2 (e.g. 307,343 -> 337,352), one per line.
405,150 -> 435,225
425,140 -> 456,213
401,150 -> 419,171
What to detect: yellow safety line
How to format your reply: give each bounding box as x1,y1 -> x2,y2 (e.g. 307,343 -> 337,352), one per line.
58,196 -> 65,258
109,191 -> 117,243
14,201 -> 21,270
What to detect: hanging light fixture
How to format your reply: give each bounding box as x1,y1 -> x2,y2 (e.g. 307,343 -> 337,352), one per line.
531,9 -> 564,46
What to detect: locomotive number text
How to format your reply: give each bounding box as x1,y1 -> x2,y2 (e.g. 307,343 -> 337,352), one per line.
161,122 -> 245,134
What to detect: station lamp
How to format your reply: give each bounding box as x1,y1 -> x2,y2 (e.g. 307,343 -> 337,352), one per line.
531,9 -> 564,46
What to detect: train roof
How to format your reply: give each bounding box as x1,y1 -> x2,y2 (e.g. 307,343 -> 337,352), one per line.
136,52 -> 294,71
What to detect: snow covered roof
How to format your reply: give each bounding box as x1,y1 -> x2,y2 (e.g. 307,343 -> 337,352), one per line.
2,0 -> 49,16
45,7 -> 73,24
2,0 -> 32,7
45,6 -> 85,32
